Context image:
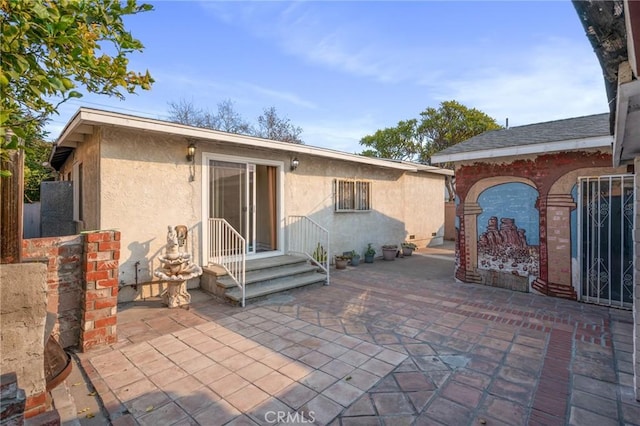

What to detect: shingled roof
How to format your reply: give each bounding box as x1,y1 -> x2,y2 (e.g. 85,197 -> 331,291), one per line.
431,113 -> 613,163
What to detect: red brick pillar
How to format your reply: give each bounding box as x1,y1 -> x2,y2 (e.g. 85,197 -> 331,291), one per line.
80,231 -> 120,352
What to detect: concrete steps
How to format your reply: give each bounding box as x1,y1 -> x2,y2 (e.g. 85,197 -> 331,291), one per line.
201,255 -> 327,305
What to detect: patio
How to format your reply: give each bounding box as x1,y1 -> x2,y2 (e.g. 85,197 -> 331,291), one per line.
63,244 -> 639,425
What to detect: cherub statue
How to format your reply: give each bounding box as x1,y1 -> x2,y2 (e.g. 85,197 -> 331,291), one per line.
175,225 -> 188,249
166,225 -> 178,254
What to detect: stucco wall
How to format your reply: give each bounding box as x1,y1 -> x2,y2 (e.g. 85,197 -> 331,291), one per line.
92,127 -> 445,290
0,263 -> 47,402
58,130 -> 101,230
99,127 -> 202,291
286,154 -> 445,259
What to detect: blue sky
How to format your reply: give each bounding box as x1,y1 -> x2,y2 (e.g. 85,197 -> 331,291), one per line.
47,1 -> 607,154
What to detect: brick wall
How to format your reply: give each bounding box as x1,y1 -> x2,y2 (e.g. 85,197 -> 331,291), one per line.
22,236 -> 83,348
455,151 -> 612,297
81,231 -> 120,351
21,231 -> 120,352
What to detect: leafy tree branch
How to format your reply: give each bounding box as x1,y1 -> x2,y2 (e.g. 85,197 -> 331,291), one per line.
1,0 -> 154,175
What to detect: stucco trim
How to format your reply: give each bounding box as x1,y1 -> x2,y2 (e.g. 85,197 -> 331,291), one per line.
56,108 -> 455,175
431,135 -> 613,163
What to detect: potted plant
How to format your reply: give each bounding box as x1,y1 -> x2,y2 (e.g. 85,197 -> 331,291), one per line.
382,244 -> 398,261
335,255 -> 349,270
402,242 -> 417,256
350,250 -> 361,266
312,243 -> 327,267
364,244 -> 376,263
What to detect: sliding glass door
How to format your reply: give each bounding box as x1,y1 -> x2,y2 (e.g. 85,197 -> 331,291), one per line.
206,155 -> 281,259
209,160 -> 256,254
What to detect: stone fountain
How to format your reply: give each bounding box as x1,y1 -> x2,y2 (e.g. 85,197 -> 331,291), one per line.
154,225 -> 203,308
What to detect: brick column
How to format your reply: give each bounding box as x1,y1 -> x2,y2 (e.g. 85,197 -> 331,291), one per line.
460,202 -> 482,284
544,194 -> 578,299
80,231 -> 120,352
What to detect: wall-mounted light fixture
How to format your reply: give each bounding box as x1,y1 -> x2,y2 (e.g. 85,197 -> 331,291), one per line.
186,142 -> 196,162
290,157 -> 299,171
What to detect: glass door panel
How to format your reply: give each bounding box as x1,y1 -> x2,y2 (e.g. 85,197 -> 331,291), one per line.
209,160 -> 256,255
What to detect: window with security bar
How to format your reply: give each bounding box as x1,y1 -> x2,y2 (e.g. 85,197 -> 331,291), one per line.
334,179 -> 371,212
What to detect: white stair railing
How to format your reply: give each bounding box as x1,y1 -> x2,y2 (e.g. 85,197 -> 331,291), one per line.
286,215 -> 330,285
209,218 -> 246,307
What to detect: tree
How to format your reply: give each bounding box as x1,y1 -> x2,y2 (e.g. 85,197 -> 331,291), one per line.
418,100 -> 501,167
1,0 -> 154,174
359,100 -> 501,200
168,100 -> 304,144
216,99 -> 252,135
168,98 -> 252,135
256,107 -> 303,144
23,137 -> 53,203
360,119 -> 423,161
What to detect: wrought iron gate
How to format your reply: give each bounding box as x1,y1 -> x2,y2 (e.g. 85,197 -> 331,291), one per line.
578,175 -> 634,308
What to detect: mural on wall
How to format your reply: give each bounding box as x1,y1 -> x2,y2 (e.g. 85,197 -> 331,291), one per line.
476,183 -> 539,277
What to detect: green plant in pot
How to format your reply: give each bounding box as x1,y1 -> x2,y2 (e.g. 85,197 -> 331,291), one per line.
401,242 -> 417,256
364,243 -> 376,263
350,250 -> 361,266
335,255 -> 349,270
312,243 -> 327,266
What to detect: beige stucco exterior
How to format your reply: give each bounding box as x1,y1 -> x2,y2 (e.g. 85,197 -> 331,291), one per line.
53,109 -> 449,297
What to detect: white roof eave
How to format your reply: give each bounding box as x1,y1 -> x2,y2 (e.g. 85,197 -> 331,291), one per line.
57,108 -> 453,173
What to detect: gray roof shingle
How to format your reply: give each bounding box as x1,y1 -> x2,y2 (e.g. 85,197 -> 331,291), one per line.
434,113 -> 610,156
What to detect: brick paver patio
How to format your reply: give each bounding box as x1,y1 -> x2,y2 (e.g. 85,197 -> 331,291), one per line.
75,245 -> 640,425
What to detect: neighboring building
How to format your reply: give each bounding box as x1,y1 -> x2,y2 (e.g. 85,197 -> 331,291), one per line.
572,0 -> 640,401
431,113 -> 634,307
50,108 -> 451,299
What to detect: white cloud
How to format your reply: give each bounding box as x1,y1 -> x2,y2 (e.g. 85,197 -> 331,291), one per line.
429,38 -> 608,126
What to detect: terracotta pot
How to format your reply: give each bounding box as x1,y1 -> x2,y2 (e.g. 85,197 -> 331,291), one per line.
382,247 -> 396,261
402,247 -> 414,256
335,258 -> 348,269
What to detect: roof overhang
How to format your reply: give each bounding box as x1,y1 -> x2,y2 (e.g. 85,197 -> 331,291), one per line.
430,135 -> 613,164
52,108 -> 452,175
613,79 -> 640,165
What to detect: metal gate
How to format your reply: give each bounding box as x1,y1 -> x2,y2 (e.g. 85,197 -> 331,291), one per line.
578,175 -> 634,308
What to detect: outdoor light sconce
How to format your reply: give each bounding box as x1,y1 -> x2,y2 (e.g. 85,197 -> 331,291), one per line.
186,142 -> 196,162
290,157 -> 299,171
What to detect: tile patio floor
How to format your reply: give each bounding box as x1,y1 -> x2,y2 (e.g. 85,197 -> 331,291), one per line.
73,244 -> 640,425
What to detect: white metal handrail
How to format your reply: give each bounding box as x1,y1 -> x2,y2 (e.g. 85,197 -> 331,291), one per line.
286,215 -> 330,285
209,218 -> 246,307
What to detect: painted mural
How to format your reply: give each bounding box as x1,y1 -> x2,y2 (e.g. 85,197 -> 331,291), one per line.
477,216 -> 539,277
476,183 -> 540,277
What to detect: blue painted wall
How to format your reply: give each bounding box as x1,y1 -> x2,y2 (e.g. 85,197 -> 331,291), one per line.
477,183 -> 539,246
